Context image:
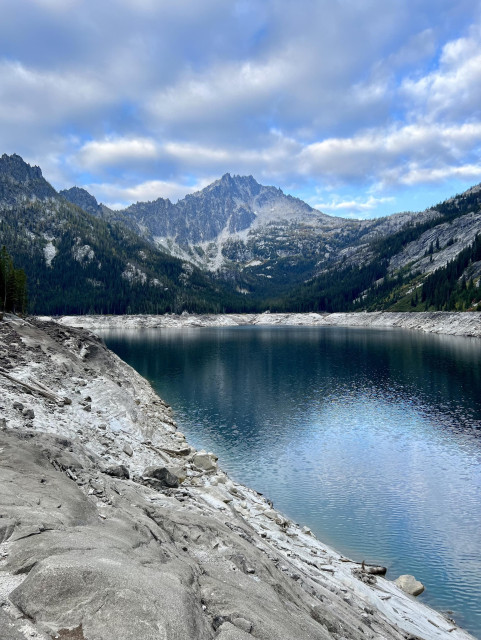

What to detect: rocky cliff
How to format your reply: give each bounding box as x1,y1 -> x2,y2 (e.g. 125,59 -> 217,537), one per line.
0,314 -> 475,640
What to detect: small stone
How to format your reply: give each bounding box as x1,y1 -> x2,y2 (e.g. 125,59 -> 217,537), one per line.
232,617 -> 253,634
13,402 -> 24,411
104,464 -> 130,479
395,574 -> 425,596
22,408 -> 35,419
264,509 -> 278,520
168,465 -> 187,483
301,526 -> 312,535
123,443 -> 133,457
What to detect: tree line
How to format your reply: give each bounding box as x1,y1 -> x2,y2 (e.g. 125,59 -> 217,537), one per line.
421,234 -> 481,310
0,245 -> 28,316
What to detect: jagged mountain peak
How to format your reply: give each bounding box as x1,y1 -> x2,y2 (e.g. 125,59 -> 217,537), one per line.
60,186 -> 102,216
0,153 -> 56,205
0,153 -> 43,182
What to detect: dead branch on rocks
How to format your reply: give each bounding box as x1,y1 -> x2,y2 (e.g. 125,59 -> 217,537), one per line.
0,367 -> 70,406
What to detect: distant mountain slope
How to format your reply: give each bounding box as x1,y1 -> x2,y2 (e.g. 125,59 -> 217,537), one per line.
55,166 -> 481,311
0,154 -> 245,315
2,153 -> 480,314
274,186 -> 481,312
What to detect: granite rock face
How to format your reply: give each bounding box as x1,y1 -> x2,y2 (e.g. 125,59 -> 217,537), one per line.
0,314 -> 475,640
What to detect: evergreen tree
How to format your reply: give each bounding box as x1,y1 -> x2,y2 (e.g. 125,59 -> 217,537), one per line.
0,245 -> 28,315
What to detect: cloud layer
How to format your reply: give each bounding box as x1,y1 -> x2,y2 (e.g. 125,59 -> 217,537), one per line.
2,0 -> 481,217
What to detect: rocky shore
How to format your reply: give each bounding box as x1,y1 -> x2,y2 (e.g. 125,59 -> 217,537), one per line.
54,311 -> 481,338
0,314 -> 476,640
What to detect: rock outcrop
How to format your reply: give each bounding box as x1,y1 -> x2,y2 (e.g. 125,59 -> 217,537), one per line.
0,314 -> 474,639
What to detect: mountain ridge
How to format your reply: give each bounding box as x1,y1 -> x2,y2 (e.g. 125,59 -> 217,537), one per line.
0,154 -> 244,315
2,153 -> 480,314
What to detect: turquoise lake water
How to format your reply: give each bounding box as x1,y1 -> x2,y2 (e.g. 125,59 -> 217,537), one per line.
103,326 -> 481,638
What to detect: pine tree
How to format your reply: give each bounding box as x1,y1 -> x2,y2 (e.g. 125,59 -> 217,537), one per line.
0,245 -> 28,316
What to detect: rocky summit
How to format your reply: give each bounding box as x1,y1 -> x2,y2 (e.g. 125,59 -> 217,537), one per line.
0,313 -> 475,640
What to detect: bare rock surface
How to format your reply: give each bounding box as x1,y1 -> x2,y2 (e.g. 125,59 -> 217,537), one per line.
55,311 -> 481,338
0,313 -> 475,639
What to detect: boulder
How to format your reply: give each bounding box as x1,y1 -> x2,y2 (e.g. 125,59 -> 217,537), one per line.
104,464 -> 130,479
10,552 -> 211,640
143,466 -> 179,488
192,451 -> 217,472
395,574 -> 425,596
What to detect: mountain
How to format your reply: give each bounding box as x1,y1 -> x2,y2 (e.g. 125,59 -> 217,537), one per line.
0,154 -> 246,315
123,173 -> 336,244
0,153 -> 57,204
115,174 -> 481,311
2,153 -> 481,314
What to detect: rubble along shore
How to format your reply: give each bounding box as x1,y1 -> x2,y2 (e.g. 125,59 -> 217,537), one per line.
54,310 -> 481,338
0,314 -> 476,640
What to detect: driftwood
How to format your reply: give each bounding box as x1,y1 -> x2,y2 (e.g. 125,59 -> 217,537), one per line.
318,566 -> 335,574
0,367 -> 70,406
340,557 -> 387,575
159,446 -> 191,457
143,443 -> 172,463
360,560 -> 387,575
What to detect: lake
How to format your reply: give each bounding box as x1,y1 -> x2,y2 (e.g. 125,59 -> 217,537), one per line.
103,325 -> 481,638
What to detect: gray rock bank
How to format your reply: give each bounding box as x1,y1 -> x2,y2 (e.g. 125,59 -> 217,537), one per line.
0,314 -> 475,640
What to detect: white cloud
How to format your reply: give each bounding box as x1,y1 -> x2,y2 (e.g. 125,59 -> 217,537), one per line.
402,25 -> 481,121
76,137 -> 159,168
2,0 -> 481,216
87,177 -> 213,208
0,60 -> 108,125
148,56 -> 294,129
394,163 -> 481,186
313,195 -> 395,215
298,122 -> 481,184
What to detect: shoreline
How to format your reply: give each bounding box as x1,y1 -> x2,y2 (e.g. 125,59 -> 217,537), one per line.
54,311 -> 481,338
0,313 -> 476,639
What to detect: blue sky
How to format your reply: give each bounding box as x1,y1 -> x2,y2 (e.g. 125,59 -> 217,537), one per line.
1,0 -> 481,218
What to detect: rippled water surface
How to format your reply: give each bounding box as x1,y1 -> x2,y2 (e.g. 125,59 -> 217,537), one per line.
104,326 -> 481,637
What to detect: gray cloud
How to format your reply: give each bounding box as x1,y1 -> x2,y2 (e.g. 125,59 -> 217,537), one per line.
1,0 -> 481,216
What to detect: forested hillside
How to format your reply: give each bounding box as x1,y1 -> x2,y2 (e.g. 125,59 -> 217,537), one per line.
1,153 -> 480,315
0,155 -> 249,315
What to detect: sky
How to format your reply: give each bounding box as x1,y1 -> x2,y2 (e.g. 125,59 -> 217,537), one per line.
1,0 -> 481,219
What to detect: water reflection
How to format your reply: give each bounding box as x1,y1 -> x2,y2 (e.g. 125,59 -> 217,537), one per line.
104,326 -> 481,637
